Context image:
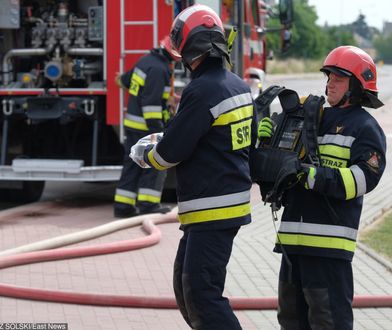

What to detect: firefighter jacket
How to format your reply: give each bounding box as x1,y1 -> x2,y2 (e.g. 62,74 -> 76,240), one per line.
144,57 -> 258,230
120,48 -> 172,133
275,105 -> 386,261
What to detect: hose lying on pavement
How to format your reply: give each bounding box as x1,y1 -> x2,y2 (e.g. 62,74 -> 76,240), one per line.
0,208 -> 172,257
0,207 -> 392,310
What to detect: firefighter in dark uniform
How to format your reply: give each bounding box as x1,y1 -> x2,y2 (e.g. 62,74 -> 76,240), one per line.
274,46 -> 386,329
130,5 -> 257,329
114,36 -> 179,218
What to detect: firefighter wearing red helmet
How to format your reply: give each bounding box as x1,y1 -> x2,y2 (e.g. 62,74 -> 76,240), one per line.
320,45 -> 383,108
275,46 -> 386,329
130,4 -> 257,329
113,35 -> 179,218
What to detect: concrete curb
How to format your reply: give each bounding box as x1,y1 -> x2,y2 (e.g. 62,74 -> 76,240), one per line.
357,241 -> 392,273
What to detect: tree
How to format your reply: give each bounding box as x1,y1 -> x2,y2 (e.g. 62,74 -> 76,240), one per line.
373,33 -> 392,63
265,0 -> 360,60
266,0 -> 328,59
352,14 -> 372,40
323,25 -> 356,51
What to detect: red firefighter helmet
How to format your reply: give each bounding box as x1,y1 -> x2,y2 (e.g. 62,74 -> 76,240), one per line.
160,35 -> 181,62
169,4 -> 229,65
321,46 -> 378,92
320,46 -> 383,108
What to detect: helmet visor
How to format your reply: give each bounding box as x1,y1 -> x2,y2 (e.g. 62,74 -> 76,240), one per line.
321,66 -> 352,77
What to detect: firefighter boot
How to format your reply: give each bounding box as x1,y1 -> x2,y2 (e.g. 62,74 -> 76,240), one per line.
114,206 -> 139,219
138,203 -> 171,215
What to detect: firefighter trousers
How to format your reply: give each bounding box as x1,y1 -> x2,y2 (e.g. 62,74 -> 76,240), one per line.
114,130 -> 166,215
278,254 -> 354,330
173,227 -> 242,330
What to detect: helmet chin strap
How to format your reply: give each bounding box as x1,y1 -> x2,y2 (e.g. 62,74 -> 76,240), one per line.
325,79 -> 352,108
334,90 -> 351,107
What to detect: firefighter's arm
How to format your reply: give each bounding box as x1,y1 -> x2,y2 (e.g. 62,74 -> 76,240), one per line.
300,123 -> 386,200
117,71 -> 132,89
143,87 -> 212,170
141,67 -> 167,133
130,133 -> 163,168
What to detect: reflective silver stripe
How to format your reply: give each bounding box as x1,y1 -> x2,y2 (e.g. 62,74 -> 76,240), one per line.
115,188 -> 137,199
178,190 -> 250,213
164,86 -> 171,93
279,221 -> 358,240
178,5 -> 215,22
209,93 -> 253,119
350,164 -> 367,196
318,134 -> 355,147
134,67 -> 146,80
139,188 -> 161,197
152,144 -> 180,168
125,113 -> 146,124
142,105 -> 163,113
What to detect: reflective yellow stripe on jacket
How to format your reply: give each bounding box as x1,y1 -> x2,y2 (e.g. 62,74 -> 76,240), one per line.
209,93 -> 254,151
162,86 -> 170,100
142,105 -> 163,120
129,68 -> 146,96
124,113 -> 148,131
318,134 -> 367,199
148,144 -> 179,171
177,190 -> 251,225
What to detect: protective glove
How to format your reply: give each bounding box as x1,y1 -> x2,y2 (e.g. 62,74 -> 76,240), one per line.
258,117 -> 274,139
297,164 -> 317,190
130,132 -> 163,168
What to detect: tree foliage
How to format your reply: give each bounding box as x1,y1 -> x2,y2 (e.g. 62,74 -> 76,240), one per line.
288,0 -> 327,58
265,0 -> 358,60
352,14 -> 372,40
373,33 -> 392,63
323,25 -> 356,51
265,0 -> 391,61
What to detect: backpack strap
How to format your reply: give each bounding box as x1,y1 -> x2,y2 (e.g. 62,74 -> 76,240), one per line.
301,95 -> 325,166
254,85 -> 286,118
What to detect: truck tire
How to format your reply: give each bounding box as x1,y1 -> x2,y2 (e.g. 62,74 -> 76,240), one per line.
0,181 -> 45,203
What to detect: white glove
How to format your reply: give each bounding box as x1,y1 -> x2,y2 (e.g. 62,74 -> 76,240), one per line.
129,133 -> 163,168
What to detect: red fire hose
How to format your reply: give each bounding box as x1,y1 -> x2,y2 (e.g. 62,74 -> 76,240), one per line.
0,210 -> 391,310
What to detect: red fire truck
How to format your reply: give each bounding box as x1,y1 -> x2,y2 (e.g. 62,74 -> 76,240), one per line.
0,0 -> 293,202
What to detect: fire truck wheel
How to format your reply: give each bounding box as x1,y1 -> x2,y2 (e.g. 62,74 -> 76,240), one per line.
0,181 -> 45,203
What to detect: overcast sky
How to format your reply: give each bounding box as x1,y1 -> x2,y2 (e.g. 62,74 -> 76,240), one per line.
307,0 -> 392,30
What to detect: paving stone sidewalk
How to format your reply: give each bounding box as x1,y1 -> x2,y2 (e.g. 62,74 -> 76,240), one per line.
0,103 -> 391,329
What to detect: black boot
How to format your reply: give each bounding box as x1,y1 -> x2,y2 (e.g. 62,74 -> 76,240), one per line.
114,206 -> 139,218
138,204 -> 171,215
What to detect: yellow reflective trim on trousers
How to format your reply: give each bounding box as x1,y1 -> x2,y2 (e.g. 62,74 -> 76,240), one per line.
319,145 -> 350,160
144,112 -> 163,120
114,194 -> 136,206
124,118 -> 148,131
178,203 -> 251,224
277,233 -> 356,252
339,167 -> 356,199
212,105 -> 253,126
138,194 -> 161,203
162,92 -> 170,99
148,149 -> 168,170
